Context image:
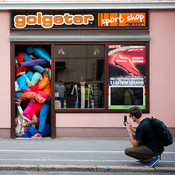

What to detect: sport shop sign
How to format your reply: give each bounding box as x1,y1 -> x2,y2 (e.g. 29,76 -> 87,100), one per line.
11,11 -> 148,29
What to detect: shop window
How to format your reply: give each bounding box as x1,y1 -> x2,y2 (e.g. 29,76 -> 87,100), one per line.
55,45 -> 105,109
14,45 -> 51,138
108,44 -> 148,111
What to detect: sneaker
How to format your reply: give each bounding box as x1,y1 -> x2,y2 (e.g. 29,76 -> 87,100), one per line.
145,156 -> 160,167
136,160 -> 147,164
31,133 -> 42,138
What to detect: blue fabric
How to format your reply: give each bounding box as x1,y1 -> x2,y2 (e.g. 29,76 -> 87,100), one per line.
22,125 -> 38,138
38,103 -> 50,133
26,47 -> 50,62
22,123 -> 51,138
16,75 -> 29,90
22,51 -> 32,62
26,46 -> 33,54
41,123 -> 51,137
26,71 -> 34,81
33,47 -> 50,62
15,91 -> 22,98
21,51 -> 45,73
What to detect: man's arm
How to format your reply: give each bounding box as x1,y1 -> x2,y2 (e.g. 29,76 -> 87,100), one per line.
126,122 -> 139,147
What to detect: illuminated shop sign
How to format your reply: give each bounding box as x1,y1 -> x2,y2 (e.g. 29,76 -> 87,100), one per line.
11,11 -> 148,29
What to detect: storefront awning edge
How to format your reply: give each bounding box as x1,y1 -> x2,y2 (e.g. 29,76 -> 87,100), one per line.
10,34 -> 150,42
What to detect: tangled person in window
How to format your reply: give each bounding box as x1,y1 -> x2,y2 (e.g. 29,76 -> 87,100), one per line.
29,68 -> 51,99
15,67 -> 46,104
21,102 -> 44,128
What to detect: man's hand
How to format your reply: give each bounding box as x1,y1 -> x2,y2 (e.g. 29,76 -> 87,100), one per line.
125,122 -> 139,147
21,122 -> 27,127
126,122 -> 132,133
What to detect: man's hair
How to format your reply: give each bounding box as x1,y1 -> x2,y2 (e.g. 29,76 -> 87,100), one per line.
129,106 -> 142,119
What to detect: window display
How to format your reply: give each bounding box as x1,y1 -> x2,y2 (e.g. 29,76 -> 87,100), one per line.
55,45 -> 104,109
108,44 -> 147,110
14,45 -> 51,138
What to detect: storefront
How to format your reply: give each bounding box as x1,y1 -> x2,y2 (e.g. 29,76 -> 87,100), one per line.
0,1 -> 175,138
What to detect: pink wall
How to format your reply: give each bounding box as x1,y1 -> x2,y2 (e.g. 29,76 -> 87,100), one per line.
0,11 -> 174,130
56,10 -> 175,128
149,10 -> 175,127
0,11 -> 11,128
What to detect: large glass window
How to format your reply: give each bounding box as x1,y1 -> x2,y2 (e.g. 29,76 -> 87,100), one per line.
55,45 -> 105,109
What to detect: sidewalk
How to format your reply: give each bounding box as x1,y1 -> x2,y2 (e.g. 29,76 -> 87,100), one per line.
0,138 -> 174,173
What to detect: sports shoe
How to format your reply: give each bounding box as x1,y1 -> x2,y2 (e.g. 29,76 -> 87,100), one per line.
113,55 -> 140,76
136,160 -> 147,164
31,133 -> 42,138
145,156 -> 160,167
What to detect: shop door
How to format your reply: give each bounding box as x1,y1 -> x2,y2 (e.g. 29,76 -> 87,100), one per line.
11,44 -> 55,138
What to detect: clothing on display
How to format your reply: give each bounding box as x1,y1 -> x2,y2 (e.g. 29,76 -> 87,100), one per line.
71,82 -> 93,108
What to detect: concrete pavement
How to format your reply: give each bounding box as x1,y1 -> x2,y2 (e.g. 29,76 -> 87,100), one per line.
0,138 -> 174,173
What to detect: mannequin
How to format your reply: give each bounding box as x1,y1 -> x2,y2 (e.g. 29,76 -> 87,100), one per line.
71,81 -> 93,108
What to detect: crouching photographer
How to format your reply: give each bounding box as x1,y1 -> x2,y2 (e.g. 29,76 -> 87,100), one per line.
124,106 -> 164,167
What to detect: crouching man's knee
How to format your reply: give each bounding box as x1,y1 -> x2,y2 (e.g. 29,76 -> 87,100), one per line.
125,147 -> 133,156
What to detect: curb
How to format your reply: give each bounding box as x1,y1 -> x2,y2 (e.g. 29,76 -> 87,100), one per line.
0,165 -> 175,173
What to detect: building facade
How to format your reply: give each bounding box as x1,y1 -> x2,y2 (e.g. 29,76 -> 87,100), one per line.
0,0 -> 175,138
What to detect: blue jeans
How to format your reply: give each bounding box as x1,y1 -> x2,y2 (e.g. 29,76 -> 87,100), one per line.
22,123 -> 51,138
38,103 -> 50,133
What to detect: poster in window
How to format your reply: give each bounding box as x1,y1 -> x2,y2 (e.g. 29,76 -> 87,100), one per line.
108,45 -> 146,109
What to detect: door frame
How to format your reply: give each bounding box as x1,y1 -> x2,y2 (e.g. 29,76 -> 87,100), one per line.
10,42 -> 56,138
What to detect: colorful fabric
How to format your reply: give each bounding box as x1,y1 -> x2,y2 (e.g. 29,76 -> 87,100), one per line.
22,123 -> 51,138
15,66 -> 26,76
30,72 -> 42,86
26,47 -> 50,62
18,52 -> 46,74
23,101 -> 39,127
18,92 -> 46,104
29,102 -> 44,118
19,58 -> 49,68
16,52 -> 24,63
38,103 -> 50,133
37,69 -> 51,95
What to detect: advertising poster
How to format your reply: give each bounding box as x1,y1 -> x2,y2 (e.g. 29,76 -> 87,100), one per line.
108,45 -> 146,109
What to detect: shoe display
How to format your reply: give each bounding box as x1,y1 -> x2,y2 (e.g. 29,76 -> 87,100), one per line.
31,133 -> 42,138
145,156 -> 160,167
113,55 -> 140,76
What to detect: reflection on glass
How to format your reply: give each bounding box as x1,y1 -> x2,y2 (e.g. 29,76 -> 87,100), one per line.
55,45 -> 104,109
111,87 -> 144,106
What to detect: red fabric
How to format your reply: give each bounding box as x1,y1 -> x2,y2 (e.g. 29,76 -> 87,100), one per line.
29,102 -> 44,118
15,66 -> 26,75
17,52 -> 24,63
